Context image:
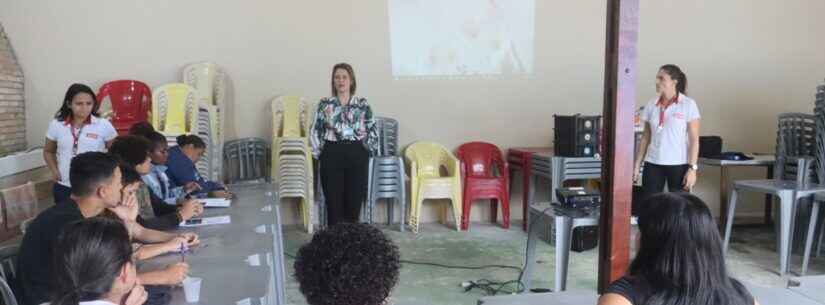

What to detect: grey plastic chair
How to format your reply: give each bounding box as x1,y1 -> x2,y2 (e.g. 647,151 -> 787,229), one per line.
0,244 -> 19,305
723,113 -> 825,276
223,138 -> 270,184
364,117 -> 407,231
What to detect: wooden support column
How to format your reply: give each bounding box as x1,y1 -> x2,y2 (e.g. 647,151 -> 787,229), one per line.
598,0 -> 639,293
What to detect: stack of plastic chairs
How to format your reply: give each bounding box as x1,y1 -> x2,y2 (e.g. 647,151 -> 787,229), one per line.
456,142 -> 510,230
365,117 -> 406,231
194,105 -> 220,180
151,83 -> 199,146
405,141 -> 463,233
224,138 -> 270,184
271,96 -> 315,233
97,80 -> 152,135
183,62 -> 226,182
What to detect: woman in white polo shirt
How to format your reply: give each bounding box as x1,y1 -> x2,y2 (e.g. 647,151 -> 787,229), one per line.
633,65 -> 700,198
43,83 -> 117,204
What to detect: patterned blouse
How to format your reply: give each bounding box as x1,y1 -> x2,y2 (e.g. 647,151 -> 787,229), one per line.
310,96 -> 379,157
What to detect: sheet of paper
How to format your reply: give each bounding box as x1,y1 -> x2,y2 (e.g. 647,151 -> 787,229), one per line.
199,198 -> 231,207
180,215 -> 232,227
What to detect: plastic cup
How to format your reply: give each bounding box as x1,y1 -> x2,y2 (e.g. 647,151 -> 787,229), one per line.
182,277 -> 202,303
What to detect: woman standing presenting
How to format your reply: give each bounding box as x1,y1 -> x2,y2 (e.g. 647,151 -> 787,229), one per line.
633,65 -> 700,199
44,83 -> 117,204
311,63 -> 379,225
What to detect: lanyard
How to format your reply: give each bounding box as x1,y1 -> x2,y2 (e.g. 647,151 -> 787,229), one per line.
71,124 -> 85,156
657,95 -> 679,130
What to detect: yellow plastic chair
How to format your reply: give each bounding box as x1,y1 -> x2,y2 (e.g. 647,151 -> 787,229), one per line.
151,83 -> 198,137
405,141 -> 463,233
271,96 -> 315,233
271,96 -> 311,177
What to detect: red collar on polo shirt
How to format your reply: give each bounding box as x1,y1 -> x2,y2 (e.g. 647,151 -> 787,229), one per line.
63,115 -> 93,126
656,94 -> 679,128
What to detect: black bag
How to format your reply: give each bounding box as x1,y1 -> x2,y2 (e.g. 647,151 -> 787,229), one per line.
699,136 -> 722,158
143,285 -> 172,305
571,226 -> 599,252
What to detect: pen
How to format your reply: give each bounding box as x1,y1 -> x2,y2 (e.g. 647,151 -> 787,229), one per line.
180,243 -> 186,262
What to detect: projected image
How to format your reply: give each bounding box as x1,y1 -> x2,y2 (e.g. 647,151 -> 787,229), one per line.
389,0 -> 535,78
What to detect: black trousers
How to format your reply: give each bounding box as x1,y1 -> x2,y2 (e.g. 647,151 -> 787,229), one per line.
641,162 -> 689,199
320,141 -> 369,226
52,183 -> 72,205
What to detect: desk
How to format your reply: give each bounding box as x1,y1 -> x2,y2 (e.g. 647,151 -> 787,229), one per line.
525,153 -> 601,228
522,202 -> 599,292
699,155 -> 775,228
507,147 -> 553,231
139,183 -> 287,305
748,282 -> 825,305
477,290 -> 598,305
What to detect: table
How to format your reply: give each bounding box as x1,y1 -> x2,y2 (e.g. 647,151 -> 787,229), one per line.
138,183 -> 287,305
525,152 -> 601,228
477,290 -> 598,305
699,155 -> 775,229
788,275 -> 825,304
748,282 -> 825,305
522,202 -> 599,292
507,147 -> 553,231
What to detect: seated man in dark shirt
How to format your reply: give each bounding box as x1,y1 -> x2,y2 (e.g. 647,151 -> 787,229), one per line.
18,152 -> 197,305
18,152 -> 123,305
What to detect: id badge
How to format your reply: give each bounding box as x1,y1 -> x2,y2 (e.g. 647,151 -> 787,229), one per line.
341,126 -> 355,138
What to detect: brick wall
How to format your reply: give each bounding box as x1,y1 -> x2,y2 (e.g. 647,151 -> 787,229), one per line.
0,23 -> 25,156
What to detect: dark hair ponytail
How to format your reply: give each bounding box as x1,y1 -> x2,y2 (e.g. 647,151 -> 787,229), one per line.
55,83 -> 100,121
630,192 -> 750,305
176,134 -> 206,149
659,64 -> 688,95
52,217 -> 133,305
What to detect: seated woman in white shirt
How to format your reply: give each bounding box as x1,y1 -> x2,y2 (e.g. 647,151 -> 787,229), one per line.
50,217 -> 148,305
44,83 -> 117,205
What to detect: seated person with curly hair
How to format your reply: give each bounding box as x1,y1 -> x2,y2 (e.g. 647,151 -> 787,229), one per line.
294,223 -> 400,305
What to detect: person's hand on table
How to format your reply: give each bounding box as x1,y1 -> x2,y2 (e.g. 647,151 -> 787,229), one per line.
162,262 -> 189,285
183,182 -> 201,194
178,199 -> 203,221
210,190 -> 233,199
179,232 -> 200,247
163,236 -> 191,253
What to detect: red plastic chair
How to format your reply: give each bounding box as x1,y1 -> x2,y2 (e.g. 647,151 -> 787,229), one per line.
97,80 -> 152,135
457,142 -> 510,230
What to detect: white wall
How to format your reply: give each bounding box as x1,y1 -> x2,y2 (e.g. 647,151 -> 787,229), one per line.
1,0 -> 824,225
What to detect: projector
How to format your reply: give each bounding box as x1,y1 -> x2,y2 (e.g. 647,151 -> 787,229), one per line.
555,187 -> 601,210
